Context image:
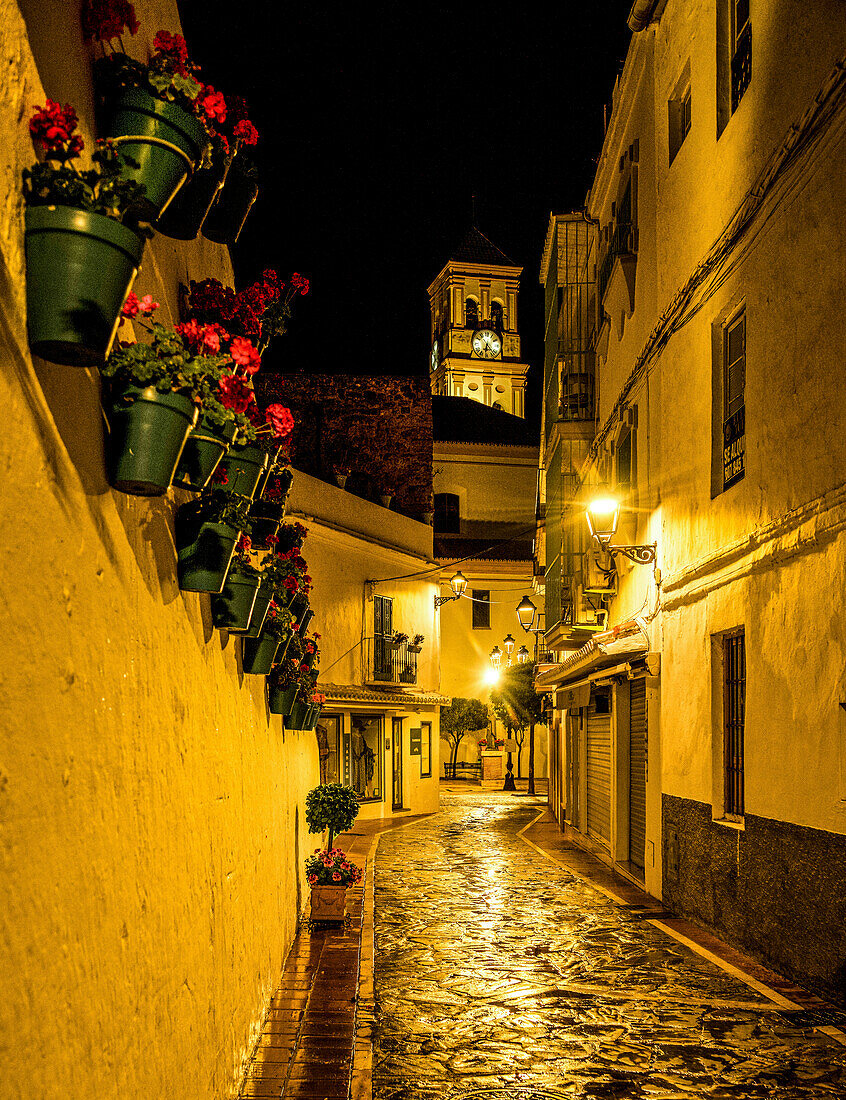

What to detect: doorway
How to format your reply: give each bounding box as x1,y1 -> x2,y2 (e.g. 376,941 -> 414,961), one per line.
392,717 -> 404,810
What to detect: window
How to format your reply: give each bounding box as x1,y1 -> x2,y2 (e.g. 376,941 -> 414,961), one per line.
491,301 -> 504,331
616,427 -> 633,495
471,590 -> 490,629
350,715 -> 384,801
722,631 -> 746,817
723,310 -> 746,491
421,721 -> 432,778
465,298 -> 479,329
319,714 -> 342,784
668,63 -> 691,164
731,0 -> 751,112
434,493 -> 460,533
373,594 -> 393,680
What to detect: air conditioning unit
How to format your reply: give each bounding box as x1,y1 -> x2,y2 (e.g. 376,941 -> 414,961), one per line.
582,547 -> 617,595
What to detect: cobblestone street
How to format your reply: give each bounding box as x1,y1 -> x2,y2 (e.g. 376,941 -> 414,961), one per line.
372,789 -> 846,1100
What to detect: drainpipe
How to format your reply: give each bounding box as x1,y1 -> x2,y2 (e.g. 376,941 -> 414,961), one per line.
627,0 -> 659,31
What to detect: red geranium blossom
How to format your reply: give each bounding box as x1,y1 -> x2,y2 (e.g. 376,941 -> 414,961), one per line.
197,85 -> 227,125
236,534 -> 252,554
81,0 -> 139,42
229,336 -> 262,375
233,119 -> 259,146
152,30 -> 191,77
121,292 -> 159,319
218,374 -> 254,414
265,403 -> 294,440
29,101 -> 84,156
291,272 -> 310,296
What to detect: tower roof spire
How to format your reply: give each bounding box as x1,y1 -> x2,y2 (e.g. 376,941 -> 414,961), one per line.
449,226 -> 517,268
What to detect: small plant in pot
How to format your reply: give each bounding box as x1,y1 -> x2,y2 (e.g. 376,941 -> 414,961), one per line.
211,533 -> 261,633
267,633 -> 305,715
23,101 -> 151,367
202,96 -> 261,245
242,596 -> 295,676
83,5 -> 215,219
100,301 -> 268,496
249,466 -> 294,544
408,633 -> 425,653
174,487 -> 251,594
305,783 -> 362,922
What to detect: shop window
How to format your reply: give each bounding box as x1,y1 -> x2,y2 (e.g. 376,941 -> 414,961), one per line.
421,721 -> 432,778
434,493 -> 460,533
350,715 -> 384,801
472,590 -> 490,629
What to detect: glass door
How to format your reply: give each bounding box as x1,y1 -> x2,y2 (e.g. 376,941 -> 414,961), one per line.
392,717 -> 403,810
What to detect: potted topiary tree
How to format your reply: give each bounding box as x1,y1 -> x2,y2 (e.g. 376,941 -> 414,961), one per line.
304,783 -> 363,921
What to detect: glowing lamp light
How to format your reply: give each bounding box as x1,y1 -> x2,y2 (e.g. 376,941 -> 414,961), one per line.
586,496 -> 620,546
503,634 -> 515,656
516,595 -> 536,632
490,646 -> 502,668
517,645 -> 530,664
450,570 -> 468,597
484,666 -> 501,686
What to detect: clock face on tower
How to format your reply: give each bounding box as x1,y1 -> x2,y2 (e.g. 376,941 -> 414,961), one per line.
431,339 -> 439,372
471,328 -> 502,359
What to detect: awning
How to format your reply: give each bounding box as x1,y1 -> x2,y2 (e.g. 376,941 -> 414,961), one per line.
320,683 -> 451,707
534,621 -> 650,692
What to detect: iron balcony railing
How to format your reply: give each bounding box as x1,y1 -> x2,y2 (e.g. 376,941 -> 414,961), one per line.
372,639 -> 419,685
597,221 -> 636,304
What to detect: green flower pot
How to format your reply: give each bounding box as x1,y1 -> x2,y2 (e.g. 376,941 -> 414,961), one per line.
211,568 -> 260,633
104,385 -> 198,496
156,159 -> 228,241
288,593 -> 309,626
287,700 -> 310,730
172,414 -> 236,492
202,169 -> 259,244
298,608 -> 315,636
103,88 -> 208,219
24,205 -> 145,367
301,706 -> 320,731
244,578 -> 274,638
175,504 -> 240,593
268,683 -> 298,716
242,631 -> 281,675
217,444 -> 270,500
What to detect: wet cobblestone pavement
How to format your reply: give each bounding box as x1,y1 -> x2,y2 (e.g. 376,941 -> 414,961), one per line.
372,790 -> 846,1100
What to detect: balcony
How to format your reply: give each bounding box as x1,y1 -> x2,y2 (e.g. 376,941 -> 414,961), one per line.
598,221 -> 636,306
370,639 -> 419,686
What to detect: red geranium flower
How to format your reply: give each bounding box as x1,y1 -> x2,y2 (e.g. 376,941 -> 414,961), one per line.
236,534 -> 252,554
233,119 -> 259,147
197,84 -> 227,124
265,403 -> 294,440
175,319 -> 202,346
218,374 -> 254,414
291,272 -> 310,296
152,31 -> 191,76
230,336 -> 262,375
81,0 -> 139,42
30,101 -> 84,156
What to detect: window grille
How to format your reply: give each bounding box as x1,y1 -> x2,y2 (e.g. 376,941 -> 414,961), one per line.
471,590 -> 490,629
723,630 -> 746,816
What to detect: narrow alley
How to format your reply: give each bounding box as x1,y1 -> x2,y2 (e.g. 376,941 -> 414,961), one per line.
371,790 -> 846,1100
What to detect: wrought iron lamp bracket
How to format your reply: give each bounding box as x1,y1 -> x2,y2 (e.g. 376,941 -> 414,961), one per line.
606,542 -> 657,566
434,593 -> 459,608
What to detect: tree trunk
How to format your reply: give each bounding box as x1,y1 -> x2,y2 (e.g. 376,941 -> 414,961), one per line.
528,721 -> 536,796
328,827 -> 335,850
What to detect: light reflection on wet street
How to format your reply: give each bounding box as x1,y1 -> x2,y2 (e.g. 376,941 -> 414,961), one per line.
372,790 -> 846,1099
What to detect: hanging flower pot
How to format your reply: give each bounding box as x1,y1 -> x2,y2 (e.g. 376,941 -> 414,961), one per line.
379,493 -> 393,508
175,495 -> 245,593
241,631 -> 281,675
172,414 -> 236,492
202,164 -> 259,244
24,205 -> 146,367
268,682 -> 298,716
216,443 -> 270,500
101,88 -> 209,219
249,468 -> 294,544
244,578 -> 274,638
287,699 -> 311,730
211,564 -> 260,633
301,706 -> 319,732
156,156 -> 229,240
298,608 -> 315,636
104,384 -> 198,496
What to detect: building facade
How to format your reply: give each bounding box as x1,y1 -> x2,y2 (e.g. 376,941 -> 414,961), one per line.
538,0 -> 846,1003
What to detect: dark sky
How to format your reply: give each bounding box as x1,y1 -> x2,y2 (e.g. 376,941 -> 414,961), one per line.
178,2 -> 632,421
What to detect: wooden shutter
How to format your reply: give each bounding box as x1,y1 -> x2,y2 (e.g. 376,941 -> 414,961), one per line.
374,595 -> 393,680
628,679 -> 647,870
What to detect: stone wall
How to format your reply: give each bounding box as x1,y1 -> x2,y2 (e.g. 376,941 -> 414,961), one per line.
663,795 -> 846,1006
256,374 -> 433,519
0,4 -> 317,1097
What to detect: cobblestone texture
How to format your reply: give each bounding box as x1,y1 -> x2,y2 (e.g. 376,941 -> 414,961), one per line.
373,791 -> 846,1099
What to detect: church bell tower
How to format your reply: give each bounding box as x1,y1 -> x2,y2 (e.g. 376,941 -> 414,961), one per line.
427,226 -> 529,418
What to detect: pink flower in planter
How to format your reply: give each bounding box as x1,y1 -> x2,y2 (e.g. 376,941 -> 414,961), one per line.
332,872 -> 342,882
307,874 -> 317,885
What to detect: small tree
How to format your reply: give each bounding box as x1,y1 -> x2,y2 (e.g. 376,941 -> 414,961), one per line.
440,697 -> 489,778
489,662 -> 545,794
305,783 -> 360,850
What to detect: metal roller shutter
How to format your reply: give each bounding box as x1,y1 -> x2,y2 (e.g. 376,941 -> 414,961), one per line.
586,702 -> 611,849
629,679 -> 647,869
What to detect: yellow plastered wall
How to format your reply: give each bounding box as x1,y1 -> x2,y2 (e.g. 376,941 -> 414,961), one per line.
0,4 -> 318,1096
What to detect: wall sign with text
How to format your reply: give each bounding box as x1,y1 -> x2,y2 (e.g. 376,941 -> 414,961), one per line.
723,405 -> 745,490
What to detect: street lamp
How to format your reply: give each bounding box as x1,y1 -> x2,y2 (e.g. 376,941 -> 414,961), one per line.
503,634 -> 515,665
490,645 -> 502,668
516,595 -> 537,632
586,495 -> 656,565
517,645 -> 529,664
435,570 -> 468,607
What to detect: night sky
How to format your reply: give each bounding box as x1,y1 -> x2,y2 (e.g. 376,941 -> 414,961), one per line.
178,2 -> 632,421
